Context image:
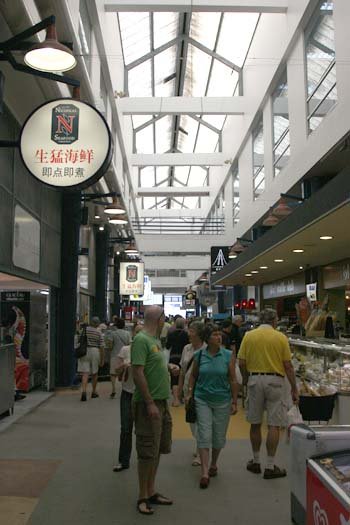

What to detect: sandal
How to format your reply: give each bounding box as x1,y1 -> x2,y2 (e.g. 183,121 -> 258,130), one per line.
208,466 -> 218,477
263,465 -> 287,479
192,456 -> 201,467
148,493 -> 173,505
137,498 -> 154,515
199,476 -> 210,489
246,460 -> 261,474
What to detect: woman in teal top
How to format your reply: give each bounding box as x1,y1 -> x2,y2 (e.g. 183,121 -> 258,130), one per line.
187,323 -> 238,489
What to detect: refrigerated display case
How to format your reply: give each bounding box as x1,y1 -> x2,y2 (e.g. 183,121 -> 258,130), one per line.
307,451 -> 350,524
289,337 -> 350,424
290,424 -> 350,525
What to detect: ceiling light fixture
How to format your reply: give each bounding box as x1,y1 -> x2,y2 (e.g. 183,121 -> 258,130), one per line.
230,240 -> 246,254
272,197 -> 293,218
262,209 -> 280,227
124,242 -> 138,255
99,226 -> 104,231
320,235 -> 333,240
260,266 -> 268,269
274,259 -> 284,263
24,23 -> 77,72
104,197 -> 126,215
199,272 -> 208,282
251,271 -> 259,274
109,214 -> 128,225
245,273 -> 252,277
293,249 -> 304,253
299,266 -> 304,270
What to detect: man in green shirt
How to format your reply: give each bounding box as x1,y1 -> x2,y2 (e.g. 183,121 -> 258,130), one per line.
132,305 -> 176,515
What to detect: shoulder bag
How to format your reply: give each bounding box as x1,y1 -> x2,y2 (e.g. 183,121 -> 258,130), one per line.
185,350 -> 202,424
75,326 -> 88,359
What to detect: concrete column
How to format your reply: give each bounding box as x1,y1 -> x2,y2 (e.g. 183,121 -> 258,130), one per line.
56,191 -> 81,387
263,97 -> 274,190
95,228 -> 110,321
287,33 -> 308,156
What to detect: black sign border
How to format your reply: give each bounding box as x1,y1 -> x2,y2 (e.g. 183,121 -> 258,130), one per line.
19,98 -> 113,191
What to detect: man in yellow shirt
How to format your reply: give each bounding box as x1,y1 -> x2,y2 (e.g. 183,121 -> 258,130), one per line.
238,308 -> 298,479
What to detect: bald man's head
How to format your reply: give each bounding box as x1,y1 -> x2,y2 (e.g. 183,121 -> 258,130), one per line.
144,305 -> 164,324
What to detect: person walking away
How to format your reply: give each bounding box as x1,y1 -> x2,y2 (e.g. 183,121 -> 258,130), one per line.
113,325 -> 143,472
221,319 -> 235,352
230,315 -> 243,355
238,308 -> 299,479
78,316 -> 105,401
166,317 -> 189,406
109,317 -> 131,399
187,323 -> 238,489
178,321 -> 206,466
131,305 -> 174,515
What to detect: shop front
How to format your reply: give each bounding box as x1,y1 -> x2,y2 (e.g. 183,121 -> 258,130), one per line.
261,273 -> 306,329
322,259 -> 350,336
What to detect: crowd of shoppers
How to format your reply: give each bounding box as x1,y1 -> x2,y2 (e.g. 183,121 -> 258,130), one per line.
74,307 -> 298,514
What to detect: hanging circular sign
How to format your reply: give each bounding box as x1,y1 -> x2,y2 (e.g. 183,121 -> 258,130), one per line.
19,98 -> 113,190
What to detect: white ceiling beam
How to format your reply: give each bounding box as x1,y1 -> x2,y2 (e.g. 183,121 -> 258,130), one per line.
117,97 -> 247,115
143,255 -> 210,270
137,187 -> 211,197
136,234 -> 234,253
105,0 -> 288,13
138,209 -> 205,217
130,153 -> 226,166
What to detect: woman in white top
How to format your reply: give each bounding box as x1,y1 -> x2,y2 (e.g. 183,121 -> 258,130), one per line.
178,321 -> 206,466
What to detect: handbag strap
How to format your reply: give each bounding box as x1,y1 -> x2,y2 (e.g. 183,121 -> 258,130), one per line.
192,349 -> 203,396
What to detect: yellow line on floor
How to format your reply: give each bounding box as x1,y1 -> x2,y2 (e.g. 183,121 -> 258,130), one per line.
170,405 -> 268,440
0,496 -> 38,525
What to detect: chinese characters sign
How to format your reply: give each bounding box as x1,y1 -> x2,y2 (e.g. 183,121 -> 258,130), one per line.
120,262 -> 144,296
20,99 -> 112,189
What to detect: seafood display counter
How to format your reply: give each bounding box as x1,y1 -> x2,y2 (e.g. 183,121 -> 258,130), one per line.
289,337 -> 350,424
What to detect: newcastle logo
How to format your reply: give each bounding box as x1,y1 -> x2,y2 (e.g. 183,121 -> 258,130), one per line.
212,248 -> 228,271
51,104 -> 79,145
126,265 -> 138,283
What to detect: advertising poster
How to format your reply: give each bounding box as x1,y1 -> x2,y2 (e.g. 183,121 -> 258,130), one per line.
1,291 -> 30,392
120,262 -> 144,296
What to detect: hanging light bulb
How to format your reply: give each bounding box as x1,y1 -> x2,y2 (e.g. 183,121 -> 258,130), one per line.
24,24 -> 77,72
109,214 -> 128,225
272,197 -> 293,218
199,272 -> 208,282
230,240 -> 245,254
262,210 -> 280,227
124,242 -> 138,254
104,197 -> 126,215
228,245 -> 238,259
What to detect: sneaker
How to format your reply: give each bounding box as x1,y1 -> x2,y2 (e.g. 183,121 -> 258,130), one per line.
246,460 -> 261,474
113,464 -> 129,472
80,392 -> 87,402
110,392 -> 116,399
91,393 -> 99,399
263,465 -> 287,479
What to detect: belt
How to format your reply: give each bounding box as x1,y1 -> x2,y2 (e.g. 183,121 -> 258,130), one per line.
250,372 -> 283,378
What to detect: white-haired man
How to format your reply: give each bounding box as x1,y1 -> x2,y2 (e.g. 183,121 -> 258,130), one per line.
238,308 -> 298,479
132,305 -> 178,515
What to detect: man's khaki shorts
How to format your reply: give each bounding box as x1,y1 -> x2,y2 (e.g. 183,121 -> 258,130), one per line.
246,374 -> 286,427
133,400 -> 172,463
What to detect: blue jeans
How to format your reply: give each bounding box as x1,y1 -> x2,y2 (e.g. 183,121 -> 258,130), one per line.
118,390 -> 133,467
195,397 -> 231,449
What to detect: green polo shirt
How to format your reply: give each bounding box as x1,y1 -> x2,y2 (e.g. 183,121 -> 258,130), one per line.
194,347 -> 232,404
131,331 -> 170,402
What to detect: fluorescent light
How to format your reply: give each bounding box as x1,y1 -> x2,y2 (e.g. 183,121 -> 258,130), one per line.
320,236 -> 333,240
245,273 -> 252,277
274,259 -> 284,263
251,270 -> 259,274
259,266 -> 268,269
293,249 -> 304,253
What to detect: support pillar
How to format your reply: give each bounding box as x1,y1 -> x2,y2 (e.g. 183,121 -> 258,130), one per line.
95,228 -> 109,321
56,191 -> 80,387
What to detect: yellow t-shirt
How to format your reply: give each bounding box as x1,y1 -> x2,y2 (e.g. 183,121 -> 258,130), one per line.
237,325 -> 292,377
